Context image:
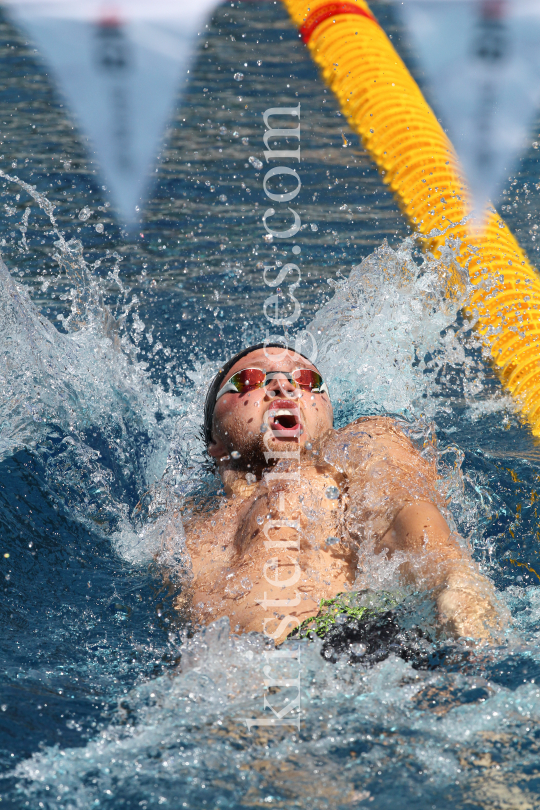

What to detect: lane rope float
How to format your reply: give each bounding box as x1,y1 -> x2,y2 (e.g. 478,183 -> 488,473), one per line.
282,0 -> 540,436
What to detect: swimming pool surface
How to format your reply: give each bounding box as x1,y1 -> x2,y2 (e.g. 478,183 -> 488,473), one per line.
2,2 -> 540,808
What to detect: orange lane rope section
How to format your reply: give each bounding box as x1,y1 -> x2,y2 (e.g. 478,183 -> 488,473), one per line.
282,0 -> 540,435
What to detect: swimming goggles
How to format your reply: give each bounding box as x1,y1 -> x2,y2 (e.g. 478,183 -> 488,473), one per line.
215,367 -> 328,401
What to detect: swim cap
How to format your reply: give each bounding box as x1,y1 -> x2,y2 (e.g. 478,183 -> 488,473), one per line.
203,341 -> 315,447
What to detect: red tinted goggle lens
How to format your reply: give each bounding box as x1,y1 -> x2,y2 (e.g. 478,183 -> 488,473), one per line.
292,369 -> 324,391
231,368 -> 266,392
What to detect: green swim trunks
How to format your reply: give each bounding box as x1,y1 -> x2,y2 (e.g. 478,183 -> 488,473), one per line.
288,590 -> 400,641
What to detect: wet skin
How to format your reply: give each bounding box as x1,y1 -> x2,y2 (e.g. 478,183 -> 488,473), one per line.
168,348 -> 506,645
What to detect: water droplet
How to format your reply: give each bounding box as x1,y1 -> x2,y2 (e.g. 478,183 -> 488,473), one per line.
219,194 -> 227,203
325,536 -> 340,546
242,137 -> 249,145
310,223 -> 318,231
305,442 -> 312,450
249,156 -> 263,170
246,472 -> 256,484
231,450 -> 241,459
95,223 -> 104,233
256,515 -> 264,525
260,424 -> 268,433
234,72 -> 244,81
78,206 -> 91,221
325,486 -> 339,500
257,59 -> 262,66
350,642 -> 366,657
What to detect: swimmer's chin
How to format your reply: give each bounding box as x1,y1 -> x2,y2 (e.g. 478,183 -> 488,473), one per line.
215,440 -> 309,480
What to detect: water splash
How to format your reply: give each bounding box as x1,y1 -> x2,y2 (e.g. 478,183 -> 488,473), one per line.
0,172 -> 179,544
9,609 -> 540,810
306,236 -> 507,426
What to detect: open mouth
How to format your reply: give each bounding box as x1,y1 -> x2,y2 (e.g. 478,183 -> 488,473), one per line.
266,400 -> 302,435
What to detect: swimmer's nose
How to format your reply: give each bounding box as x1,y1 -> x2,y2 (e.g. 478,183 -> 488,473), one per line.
265,373 -> 297,397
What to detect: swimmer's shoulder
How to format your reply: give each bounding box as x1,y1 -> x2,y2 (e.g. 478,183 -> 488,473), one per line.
176,491 -> 228,540
324,415 -> 428,472
335,415 -> 410,443
181,481 -> 258,544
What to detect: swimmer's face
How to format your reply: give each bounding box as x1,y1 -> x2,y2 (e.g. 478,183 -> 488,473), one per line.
209,347 -> 333,467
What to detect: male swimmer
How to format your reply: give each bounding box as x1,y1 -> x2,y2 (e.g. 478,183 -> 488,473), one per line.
167,342 -> 505,645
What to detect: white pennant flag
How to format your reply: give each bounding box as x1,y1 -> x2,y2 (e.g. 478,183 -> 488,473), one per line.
3,0 -> 221,225
397,0 -> 540,221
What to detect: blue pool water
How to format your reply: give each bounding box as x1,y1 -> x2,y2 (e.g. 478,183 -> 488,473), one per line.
2,2 -> 540,808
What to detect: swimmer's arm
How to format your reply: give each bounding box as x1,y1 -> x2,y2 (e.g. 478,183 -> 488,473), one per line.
377,501 -> 506,643
334,419 -> 506,641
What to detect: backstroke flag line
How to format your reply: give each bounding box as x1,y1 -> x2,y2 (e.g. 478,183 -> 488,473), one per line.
8,0 -> 540,229
397,0 -> 540,225
2,0 -> 221,226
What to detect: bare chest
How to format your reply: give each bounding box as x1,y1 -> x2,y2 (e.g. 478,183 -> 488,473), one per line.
184,468 -> 355,638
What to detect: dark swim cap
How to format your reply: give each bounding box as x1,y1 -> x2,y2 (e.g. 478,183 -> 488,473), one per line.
203,341 -> 316,447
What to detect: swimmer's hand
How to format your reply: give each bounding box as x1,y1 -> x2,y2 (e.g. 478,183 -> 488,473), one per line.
376,502 -> 508,646
436,571 -> 508,645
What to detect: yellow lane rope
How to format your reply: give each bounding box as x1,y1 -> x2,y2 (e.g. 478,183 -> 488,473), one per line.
282,0 -> 540,435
